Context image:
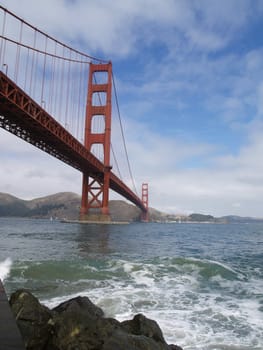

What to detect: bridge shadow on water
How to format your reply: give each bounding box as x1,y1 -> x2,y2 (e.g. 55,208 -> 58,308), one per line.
76,224 -> 112,257
74,222 -> 155,260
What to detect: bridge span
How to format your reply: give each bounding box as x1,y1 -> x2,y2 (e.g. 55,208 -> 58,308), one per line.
0,5 -> 149,221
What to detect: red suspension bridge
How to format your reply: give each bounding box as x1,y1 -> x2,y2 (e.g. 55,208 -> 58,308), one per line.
0,6 -> 149,222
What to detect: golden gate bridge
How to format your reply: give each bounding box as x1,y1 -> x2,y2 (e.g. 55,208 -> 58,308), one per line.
0,5 -> 149,222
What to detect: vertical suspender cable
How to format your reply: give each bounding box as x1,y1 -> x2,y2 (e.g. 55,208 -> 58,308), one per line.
0,10 -> 6,67
33,47 -> 40,101
76,59 -> 82,141
14,21 -> 23,82
112,71 -> 138,195
24,47 -> 30,91
111,145 -> 122,180
65,48 -> 71,129
54,45 -> 61,119
70,51 -> 76,137
59,46 -> 65,125
41,36 -> 48,108
29,30 -> 36,96
49,41 -> 56,115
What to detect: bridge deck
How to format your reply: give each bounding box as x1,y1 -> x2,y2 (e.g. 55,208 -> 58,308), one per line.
0,280 -> 25,350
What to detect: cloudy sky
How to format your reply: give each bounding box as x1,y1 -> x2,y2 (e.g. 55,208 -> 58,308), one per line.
1,0 -> 263,217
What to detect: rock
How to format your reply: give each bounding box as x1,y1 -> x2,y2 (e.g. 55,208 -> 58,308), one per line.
9,289 -> 53,350
9,290 -> 183,350
168,345 -> 183,350
51,312 -> 121,350
119,313 -> 183,350
121,313 -> 166,343
53,295 -> 104,319
102,329 -> 167,350
50,296 -> 120,349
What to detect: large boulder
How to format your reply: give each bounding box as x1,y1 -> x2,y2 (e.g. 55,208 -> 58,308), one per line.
121,313 -> 166,343
53,295 -> 104,319
9,289 -> 53,350
9,290 -> 183,350
51,308 -> 121,349
120,314 -> 183,350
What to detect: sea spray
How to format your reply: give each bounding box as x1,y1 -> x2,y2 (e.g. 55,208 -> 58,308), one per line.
0,257 -> 12,280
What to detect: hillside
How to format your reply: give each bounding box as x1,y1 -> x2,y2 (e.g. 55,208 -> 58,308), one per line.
0,192 -> 142,222
0,192 -> 79,219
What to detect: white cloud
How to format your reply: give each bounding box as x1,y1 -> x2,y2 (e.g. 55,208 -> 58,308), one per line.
1,0 -> 257,57
111,112 -> 263,217
0,130 -> 81,199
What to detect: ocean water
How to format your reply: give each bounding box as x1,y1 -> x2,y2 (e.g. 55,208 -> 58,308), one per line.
0,217 -> 262,350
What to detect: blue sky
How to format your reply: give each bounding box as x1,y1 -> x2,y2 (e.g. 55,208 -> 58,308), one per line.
1,0 -> 263,217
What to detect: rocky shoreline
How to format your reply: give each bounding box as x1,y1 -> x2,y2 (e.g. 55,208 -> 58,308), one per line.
9,289 -> 183,350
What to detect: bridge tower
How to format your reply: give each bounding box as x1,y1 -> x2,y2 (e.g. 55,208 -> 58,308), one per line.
141,183 -> 149,222
80,62 -> 112,222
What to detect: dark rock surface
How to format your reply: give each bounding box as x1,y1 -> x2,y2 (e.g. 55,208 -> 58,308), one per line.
9,289 -> 53,350
9,289 -> 183,350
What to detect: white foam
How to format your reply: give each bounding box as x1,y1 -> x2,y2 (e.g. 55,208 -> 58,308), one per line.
123,261 -> 135,273
41,257 -> 263,349
0,257 -> 12,281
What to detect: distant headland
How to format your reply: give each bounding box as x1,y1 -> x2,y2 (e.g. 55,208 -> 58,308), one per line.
0,192 -> 263,224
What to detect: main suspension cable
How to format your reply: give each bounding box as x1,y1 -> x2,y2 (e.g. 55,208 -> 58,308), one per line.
0,36 -> 93,64
0,5 -> 107,63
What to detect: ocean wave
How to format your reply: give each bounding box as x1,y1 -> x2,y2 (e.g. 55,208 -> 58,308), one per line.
164,256 -> 241,280
0,257 -> 12,281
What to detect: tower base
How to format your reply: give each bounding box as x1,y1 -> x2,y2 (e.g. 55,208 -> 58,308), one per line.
79,213 -> 111,223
